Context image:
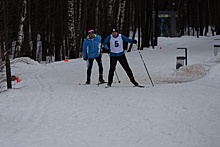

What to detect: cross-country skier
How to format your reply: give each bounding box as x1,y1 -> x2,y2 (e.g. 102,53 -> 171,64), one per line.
82,29 -> 105,84
103,28 -> 140,87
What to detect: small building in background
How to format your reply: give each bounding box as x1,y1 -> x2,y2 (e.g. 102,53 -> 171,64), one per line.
158,11 -> 178,37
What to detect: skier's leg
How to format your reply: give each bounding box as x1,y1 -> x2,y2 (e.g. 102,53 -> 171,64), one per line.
95,56 -> 105,82
119,54 -> 139,86
108,56 -> 117,86
86,59 -> 94,84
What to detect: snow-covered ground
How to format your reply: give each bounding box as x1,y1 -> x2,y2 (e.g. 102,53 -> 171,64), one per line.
0,36 -> 220,147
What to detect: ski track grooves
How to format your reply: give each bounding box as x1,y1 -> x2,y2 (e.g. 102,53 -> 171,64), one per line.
13,67 -> 53,135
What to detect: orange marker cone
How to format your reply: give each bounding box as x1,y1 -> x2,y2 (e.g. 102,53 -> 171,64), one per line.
16,76 -> 21,83
64,58 -> 68,62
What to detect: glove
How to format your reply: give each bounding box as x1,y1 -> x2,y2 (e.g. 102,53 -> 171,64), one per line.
101,38 -> 104,43
102,47 -> 110,53
83,57 -> 87,61
133,39 -> 137,44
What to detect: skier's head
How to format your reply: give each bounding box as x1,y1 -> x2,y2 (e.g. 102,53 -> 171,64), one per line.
112,28 -> 118,38
88,29 -> 95,38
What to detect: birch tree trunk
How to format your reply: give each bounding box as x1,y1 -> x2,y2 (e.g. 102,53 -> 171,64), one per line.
21,0 -> 31,57
68,0 -> 75,58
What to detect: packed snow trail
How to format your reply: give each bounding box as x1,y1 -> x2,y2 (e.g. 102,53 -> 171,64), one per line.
0,36 -> 220,147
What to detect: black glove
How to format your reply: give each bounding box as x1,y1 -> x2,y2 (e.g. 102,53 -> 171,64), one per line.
133,39 -> 137,44
101,38 -> 105,43
102,47 -> 110,53
83,57 -> 87,61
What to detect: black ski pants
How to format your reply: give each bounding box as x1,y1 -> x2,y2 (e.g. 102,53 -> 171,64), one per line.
87,55 -> 103,80
108,54 -> 137,85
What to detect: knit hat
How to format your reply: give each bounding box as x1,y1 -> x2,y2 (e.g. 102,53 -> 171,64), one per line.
112,28 -> 118,32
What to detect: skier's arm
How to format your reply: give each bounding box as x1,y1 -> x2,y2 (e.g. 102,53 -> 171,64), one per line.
97,35 -> 102,43
121,35 -> 136,44
103,36 -> 111,50
82,39 -> 87,60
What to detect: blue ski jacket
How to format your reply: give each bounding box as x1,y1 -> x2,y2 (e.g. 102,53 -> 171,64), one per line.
83,34 -> 102,60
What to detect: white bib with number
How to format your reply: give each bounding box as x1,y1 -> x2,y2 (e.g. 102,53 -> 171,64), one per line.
110,34 -> 124,53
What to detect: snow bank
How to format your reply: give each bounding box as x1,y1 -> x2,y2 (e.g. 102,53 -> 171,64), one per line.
156,64 -> 208,84
175,64 -> 207,77
11,57 -> 40,65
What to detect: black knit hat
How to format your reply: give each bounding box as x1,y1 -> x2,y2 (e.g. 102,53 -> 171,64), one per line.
112,28 -> 118,32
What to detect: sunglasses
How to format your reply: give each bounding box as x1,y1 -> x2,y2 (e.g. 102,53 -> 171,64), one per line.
88,31 -> 94,34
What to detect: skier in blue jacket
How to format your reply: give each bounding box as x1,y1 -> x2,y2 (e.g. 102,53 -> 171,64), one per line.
82,29 -> 105,84
103,28 -> 140,87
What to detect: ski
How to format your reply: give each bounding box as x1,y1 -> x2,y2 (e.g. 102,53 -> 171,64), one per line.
105,85 -> 111,88
79,83 -> 90,85
79,82 -> 107,86
97,81 -> 108,85
133,85 -> 149,88
105,85 -> 149,88
79,82 -> 149,88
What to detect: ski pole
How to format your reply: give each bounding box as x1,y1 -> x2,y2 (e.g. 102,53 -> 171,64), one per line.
114,70 -> 121,83
97,74 -> 100,86
136,44 -> 154,86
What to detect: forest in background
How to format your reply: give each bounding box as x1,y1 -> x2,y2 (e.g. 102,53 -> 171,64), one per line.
0,0 -> 220,62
